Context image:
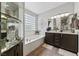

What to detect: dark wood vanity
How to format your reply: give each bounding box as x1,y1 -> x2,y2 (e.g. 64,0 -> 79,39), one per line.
1,40 -> 23,56
44,32 -> 78,54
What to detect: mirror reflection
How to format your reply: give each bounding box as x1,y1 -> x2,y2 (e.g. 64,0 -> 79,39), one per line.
48,13 -> 79,33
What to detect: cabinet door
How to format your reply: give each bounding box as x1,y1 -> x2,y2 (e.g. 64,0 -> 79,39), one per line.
19,42 -> 23,56
14,42 -> 23,56
15,42 -> 23,56
1,47 -> 15,56
54,33 -> 61,48
60,34 -> 78,54
44,32 -> 54,45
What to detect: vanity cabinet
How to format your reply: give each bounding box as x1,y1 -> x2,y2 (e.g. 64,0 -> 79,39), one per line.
1,41 -> 23,56
44,32 -> 61,47
44,32 -> 78,54
44,33 -> 54,45
60,34 -> 78,53
44,32 -> 61,48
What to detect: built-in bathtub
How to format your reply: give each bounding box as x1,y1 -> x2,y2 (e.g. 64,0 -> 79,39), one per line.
23,34 -> 45,56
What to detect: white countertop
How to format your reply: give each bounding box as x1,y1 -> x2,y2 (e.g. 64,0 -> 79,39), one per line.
47,31 -> 78,35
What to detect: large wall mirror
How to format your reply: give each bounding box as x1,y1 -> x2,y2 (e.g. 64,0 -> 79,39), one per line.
48,12 -> 79,33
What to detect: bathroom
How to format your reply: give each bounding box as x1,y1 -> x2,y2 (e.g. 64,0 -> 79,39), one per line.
0,2 -> 79,56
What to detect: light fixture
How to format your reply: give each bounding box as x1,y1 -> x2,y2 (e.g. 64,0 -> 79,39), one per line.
51,17 -> 54,19
60,14 -> 65,17
1,15 -> 7,19
65,13 -> 70,16
54,16 -> 57,18
51,13 -> 70,19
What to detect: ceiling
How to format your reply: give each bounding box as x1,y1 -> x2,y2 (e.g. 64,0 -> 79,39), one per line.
25,2 -> 67,15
